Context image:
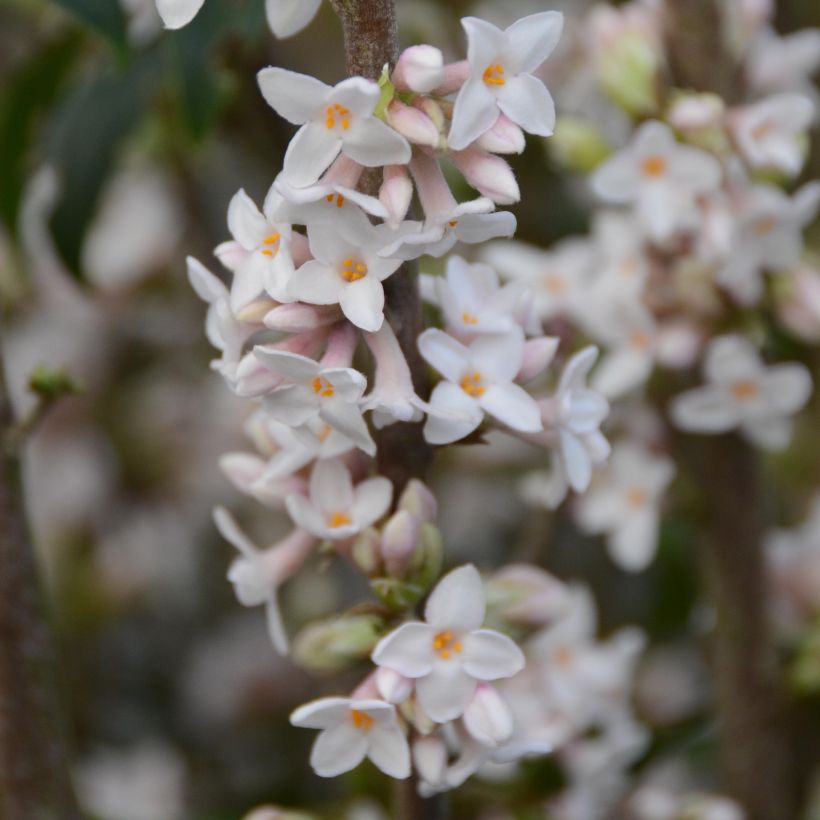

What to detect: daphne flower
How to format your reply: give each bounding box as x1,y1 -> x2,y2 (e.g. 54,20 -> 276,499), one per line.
156,0 -> 321,37
286,458 -> 391,542
289,216 -> 403,332
372,565 -> 525,722
257,68 -> 410,187
591,121 -> 722,241
290,697 -> 410,779
748,26 -> 820,97
448,12 -> 564,150
215,188 -> 295,311
253,348 -> 376,455
213,507 -> 315,653
418,328 -> 542,444
219,449 -> 306,509
428,255 -> 527,338
575,442 -> 675,572
670,334 -> 812,449
731,93 -> 814,176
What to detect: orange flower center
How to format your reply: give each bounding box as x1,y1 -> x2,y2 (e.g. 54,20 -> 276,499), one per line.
460,371 -> 485,397
544,273 -> 566,294
328,511 -> 352,528
731,380 -> 759,401
553,645 -> 573,667
260,231 -> 281,258
340,257 -> 368,282
642,154 -> 667,178
325,193 -> 345,208
350,709 -> 374,731
432,630 -> 462,660
629,329 -> 651,350
325,103 -> 351,130
482,64 -> 506,86
462,311 -> 479,325
312,376 -> 335,398
753,216 -> 775,236
626,486 -> 648,508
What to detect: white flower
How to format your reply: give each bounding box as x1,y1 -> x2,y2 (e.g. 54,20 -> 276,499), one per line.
731,93 -> 814,176
257,69 -> 410,187
290,697 -> 410,779
591,121 -> 722,241
289,216 -> 403,332
748,26 -> 820,97
418,328 -> 542,444
155,0 -> 321,37
575,442 -> 675,572
253,347 -> 376,455
215,188 -> 295,311
541,346 -> 610,495
427,255 -> 528,338
213,507 -> 315,653
589,211 -> 649,301
285,458 -> 392,541
670,334 -> 812,449
448,12 -> 564,150
371,564 -> 525,722
718,181 -> 820,305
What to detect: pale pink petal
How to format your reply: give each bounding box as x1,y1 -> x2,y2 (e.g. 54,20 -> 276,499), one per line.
310,458 -> 354,513
257,67 -> 328,124
290,696 -> 353,728
311,723 -> 368,777
415,662 -> 476,722
418,329 -> 471,382
502,11 -> 563,74
425,564 -> 485,632
339,276 -> 385,332
497,74 -> 555,137
282,124 -> 342,188
343,119 -> 411,168
352,477 -> 393,529
461,629 -> 525,680
367,725 -> 411,779
372,622 -> 436,677
448,78 -> 500,151
479,384 -> 541,432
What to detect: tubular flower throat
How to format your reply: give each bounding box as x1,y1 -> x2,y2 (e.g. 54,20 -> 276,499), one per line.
341,258 -> 368,282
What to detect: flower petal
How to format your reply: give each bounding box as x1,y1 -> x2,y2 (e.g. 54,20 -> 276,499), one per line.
669,386 -> 740,433
289,260 -> 345,305
282,124 -> 342,188
257,67 -> 329,124
343,119 -> 411,167
339,276 -> 385,332
503,11 -> 563,75
415,662 -> 476,722
418,329 -> 471,382
367,725 -> 411,779
156,0 -> 205,29
319,399 -> 376,455
423,382 -> 483,445
352,477 -> 393,529
264,0 -> 321,38
372,622 -> 436,677
461,629 -> 525,680
479,383 -> 542,432
497,74 -> 555,137
425,564 -> 485,632
310,458 -> 354,513
448,78 -> 500,151
290,696 -> 353,728
254,347 -> 320,382
310,723 -> 368,777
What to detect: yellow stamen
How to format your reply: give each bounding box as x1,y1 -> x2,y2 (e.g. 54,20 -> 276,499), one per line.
328,511 -> 352,528
482,63 -> 506,86
626,486 -> 647,508
448,219 -> 459,227
553,646 -> 573,667
340,258 -> 368,282
462,311 -> 479,325
432,630 -> 462,659
311,376 -> 335,398
543,274 -> 566,294
351,709 -> 374,731
260,231 -> 281,259
754,216 -> 775,236
642,154 -> 667,178
325,103 -> 352,130
629,329 -> 651,350
731,380 -> 759,401
460,371 -> 485,397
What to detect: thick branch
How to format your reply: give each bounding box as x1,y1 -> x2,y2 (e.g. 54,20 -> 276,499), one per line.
0,339 -> 79,819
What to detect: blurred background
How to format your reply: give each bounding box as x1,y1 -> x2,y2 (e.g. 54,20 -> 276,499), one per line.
1,0 -> 819,818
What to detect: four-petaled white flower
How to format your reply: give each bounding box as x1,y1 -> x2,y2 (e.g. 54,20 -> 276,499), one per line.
286,458 -> 392,541
216,188 -> 295,312
289,216 -> 403,332
372,564 -> 525,722
290,697 -> 410,778
254,347 -> 375,455
575,442 -> 675,572
670,334 -> 812,449
258,69 -> 410,188
213,507 -> 315,654
449,12 -> 564,150
419,328 -> 543,444
591,121 -> 722,241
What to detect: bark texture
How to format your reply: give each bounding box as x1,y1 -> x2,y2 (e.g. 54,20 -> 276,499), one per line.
0,346 -> 79,820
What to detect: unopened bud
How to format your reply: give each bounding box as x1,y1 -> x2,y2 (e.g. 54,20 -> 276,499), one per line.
243,808 -> 316,820
352,527 -> 383,576
517,337 -> 560,383
463,683 -> 514,747
451,149 -> 519,205
550,117 -> 610,173
380,165 -> 414,227
475,114 -> 525,155
375,667 -> 414,704
409,522 -> 444,591
413,735 -> 448,787
596,32 -> 660,116
398,479 -> 437,523
264,303 -> 340,332
485,564 -> 570,628
413,96 -> 446,133
393,45 -> 444,93
293,614 -> 383,672
381,510 -> 421,578
387,100 -> 440,147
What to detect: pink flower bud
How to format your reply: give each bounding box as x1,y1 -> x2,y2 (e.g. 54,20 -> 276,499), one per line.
214,239 -> 245,271
486,564 -> 570,627
413,96 -> 446,132
668,93 -> 725,131
451,148 -> 520,205
375,667 -> 413,704
386,100 -> 440,148
380,509 -> 420,577
263,303 -> 340,332
412,735 -> 448,786
352,527 -> 382,576
463,683 -> 514,747
398,479 -> 437,522
475,115 -> 526,155
319,322 -> 357,369
432,60 -> 470,96
393,45 -> 444,93
379,165 -> 413,227
517,337 -> 560,382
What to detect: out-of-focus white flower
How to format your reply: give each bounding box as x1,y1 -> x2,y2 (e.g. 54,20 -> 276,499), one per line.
591,121 -> 722,241
484,563 -> 571,628
628,784 -> 746,820
462,682 -> 515,747
774,264 -> 820,343
419,327 -> 542,444
730,93 -> 814,176
213,507 -> 315,653
670,334 -> 812,449
372,565 -> 525,722
215,188 -> 295,312
575,442 -> 675,572
718,182 -> 820,305
285,458 -> 392,542
589,211 -> 649,301
290,697 -> 410,778
258,69 -> 410,187
748,26 -> 820,98
448,12 -> 563,150
288,216 -> 403,331
253,347 -> 375,455
155,0 -> 321,36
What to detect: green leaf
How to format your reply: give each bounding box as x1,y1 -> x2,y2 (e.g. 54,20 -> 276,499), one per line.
51,0 -> 129,51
